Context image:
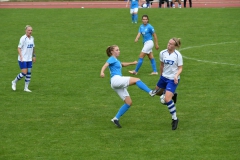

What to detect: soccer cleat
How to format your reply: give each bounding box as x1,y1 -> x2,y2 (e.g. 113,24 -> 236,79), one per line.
172,92 -> 178,104
149,88 -> 161,97
111,118 -> 122,128
24,88 -> 32,92
12,81 -> 16,91
129,70 -> 138,75
172,119 -> 179,130
149,72 -> 158,75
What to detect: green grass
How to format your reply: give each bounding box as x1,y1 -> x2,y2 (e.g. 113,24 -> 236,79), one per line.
0,8 -> 240,160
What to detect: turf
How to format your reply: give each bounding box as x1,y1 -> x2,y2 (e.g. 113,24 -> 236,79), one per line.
0,8 -> 239,160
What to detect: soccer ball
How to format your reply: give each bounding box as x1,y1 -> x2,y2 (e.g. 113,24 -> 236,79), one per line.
142,3 -> 147,8
160,94 -> 165,104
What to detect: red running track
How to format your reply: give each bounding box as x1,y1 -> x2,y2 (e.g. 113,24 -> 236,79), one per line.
0,1 -> 239,8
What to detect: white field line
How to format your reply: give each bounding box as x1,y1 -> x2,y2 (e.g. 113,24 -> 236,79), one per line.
179,41 -> 240,66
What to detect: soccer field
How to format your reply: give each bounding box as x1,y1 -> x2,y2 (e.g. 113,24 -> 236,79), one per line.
0,8 -> 239,159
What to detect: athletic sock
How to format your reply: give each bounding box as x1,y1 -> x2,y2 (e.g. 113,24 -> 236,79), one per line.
135,58 -> 143,72
150,58 -> 157,72
166,100 -> 177,120
25,72 -> 31,89
115,103 -> 130,119
13,72 -> 26,83
136,80 -> 151,93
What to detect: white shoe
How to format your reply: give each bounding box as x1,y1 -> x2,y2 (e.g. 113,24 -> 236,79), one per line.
150,72 -> 158,75
24,88 -> 32,92
129,70 -> 138,75
12,81 -> 16,91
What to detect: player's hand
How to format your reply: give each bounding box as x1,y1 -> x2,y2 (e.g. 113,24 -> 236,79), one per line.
155,44 -> 159,50
100,73 -> 105,78
174,77 -> 178,84
135,38 -> 138,42
32,57 -> 36,63
133,61 -> 137,65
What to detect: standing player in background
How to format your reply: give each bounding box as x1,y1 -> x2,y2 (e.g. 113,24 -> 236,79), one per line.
12,25 -> 36,92
129,15 -> 159,75
184,0 -> 192,8
100,45 -> 157,128
126,0 -> 139,23
153,38 -> 183,130
172,0 -> 182,8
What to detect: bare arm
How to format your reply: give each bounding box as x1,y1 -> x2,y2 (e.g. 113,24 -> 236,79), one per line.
160,62 -> 164,76
153,33 -> 159,50
174,66 -> 183,84
32,47 -> 36,63
100,62 -> 109,78
122,61 -> 137,67
135,33 -> 141,42
18,47 -> 23,62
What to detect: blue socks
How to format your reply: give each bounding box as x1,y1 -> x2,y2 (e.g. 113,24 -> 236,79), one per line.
136,80 -> 151,93
150,58 -> 157,72
115,103 -> 130,119
135,58 -> 143,72
166,100 -> 177,120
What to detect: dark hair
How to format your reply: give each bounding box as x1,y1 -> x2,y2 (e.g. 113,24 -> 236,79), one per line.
106,45 -> 118,57
172,37 -> 181,48
142,15 -> 149,22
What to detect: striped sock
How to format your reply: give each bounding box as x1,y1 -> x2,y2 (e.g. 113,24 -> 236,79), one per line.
25,72 -> 31,89
14,72 -> 26,82
166,100 -> 177,120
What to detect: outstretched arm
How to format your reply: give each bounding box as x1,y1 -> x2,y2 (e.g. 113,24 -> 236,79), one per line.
100,62 -> 109,78
122,61 -> 137,67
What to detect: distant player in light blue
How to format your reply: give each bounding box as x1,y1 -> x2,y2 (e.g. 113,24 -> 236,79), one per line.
100,45 -> 158,128
129,15 -> 159,75
126,0 -> 139,23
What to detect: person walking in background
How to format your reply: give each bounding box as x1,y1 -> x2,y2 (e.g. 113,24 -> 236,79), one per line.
126,0 -> 139,23
100,45 -> 157,128
129,15 -> 159,75
184,0 -> 192,8
172,0 -> 182,8
159,0 -> 170,8
12,25 -> 36,92
153,38 -> 183,130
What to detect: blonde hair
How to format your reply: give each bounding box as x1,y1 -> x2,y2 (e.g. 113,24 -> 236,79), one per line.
106,45 -> 118,57
172,37 -> 181,48
25,25 -> 32,30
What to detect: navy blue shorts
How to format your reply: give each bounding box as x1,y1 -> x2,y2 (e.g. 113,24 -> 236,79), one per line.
18,61 -> 32,69
156,76 -> 180,93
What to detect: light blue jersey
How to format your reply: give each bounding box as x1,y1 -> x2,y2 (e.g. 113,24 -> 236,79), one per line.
138,23 -> 155,43
130,0 -> 139,9
107,56 -> 122,78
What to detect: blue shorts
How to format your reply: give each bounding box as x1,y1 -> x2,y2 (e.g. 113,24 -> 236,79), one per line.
18,61 -> 32,69
156,76 -> 180,94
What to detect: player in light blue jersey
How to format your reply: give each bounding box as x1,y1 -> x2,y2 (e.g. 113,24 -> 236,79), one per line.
100,45 -> 158,128
11,25 -> 36,92
153,38 -> 183,130
126,0 -> 139,23
129,15 -> 159,75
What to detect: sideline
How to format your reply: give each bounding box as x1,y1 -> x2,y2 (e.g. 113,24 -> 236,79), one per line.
179,41 -> 240,66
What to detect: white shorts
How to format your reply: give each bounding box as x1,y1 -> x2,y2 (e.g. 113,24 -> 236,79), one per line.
130,8 -> 138,14
111,75 -> 130,100
141,40 -> 154,54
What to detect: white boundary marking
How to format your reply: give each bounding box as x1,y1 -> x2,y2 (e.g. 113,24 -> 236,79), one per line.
179,41 -> 240,66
